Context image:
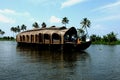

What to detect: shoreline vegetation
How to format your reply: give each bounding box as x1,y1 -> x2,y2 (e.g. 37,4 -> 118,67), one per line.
0,36 -> 15,41
92,41 -> 120,45
90,32 -> 120,45
0,36 -> 120,45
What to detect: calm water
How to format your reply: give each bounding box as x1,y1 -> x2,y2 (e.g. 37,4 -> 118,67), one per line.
0,41 -> 120,80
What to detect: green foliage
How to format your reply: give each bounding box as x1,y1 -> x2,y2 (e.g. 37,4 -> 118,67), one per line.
41,22 -> 46,28
80,18 -> 91,35
10,26 -> 21,33
0,36 -> 15,41
107,32 -> 117,42
10,24 -> 27,37
62,17 -> 69,27
90,35 -> 102,42
0,29 -> 5,35
90,32 -> 119,44
21,24 -> 27,31
15,27 -> 20,33
77,28 -> 85,37
32,22 -> 39,28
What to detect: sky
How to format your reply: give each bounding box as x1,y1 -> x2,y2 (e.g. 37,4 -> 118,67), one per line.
0,0 -> 120,38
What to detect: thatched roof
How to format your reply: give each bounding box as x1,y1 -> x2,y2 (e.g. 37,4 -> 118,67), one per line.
17,26 -> 77,36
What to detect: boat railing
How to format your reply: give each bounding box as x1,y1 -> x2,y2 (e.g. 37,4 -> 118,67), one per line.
44,39 -> 50,44
52,40 -> 60,44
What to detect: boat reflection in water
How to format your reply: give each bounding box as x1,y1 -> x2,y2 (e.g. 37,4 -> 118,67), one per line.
16,45 -> 90,63
16,46 -> 91,80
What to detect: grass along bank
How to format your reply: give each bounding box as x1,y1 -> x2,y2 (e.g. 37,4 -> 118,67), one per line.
0,36 -> 15,41
92,40 -> 120,45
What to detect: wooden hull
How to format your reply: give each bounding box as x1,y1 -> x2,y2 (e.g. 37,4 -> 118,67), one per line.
75,41 -> 91,50
17,41 -> 91,51
63,41 -> 91,51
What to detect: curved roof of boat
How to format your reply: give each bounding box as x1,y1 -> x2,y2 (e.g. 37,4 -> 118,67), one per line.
17,26 -> 77,36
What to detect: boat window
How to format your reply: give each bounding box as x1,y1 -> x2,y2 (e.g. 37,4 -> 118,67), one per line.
44,34 -> 50,40
23,35 -> 25,42
64,34 -> 77,43
31,35 -> 34,42
20,36 -> 22,41
64,35 -> 69,41
35,34 -> 38,42
39,33 -> 43,42
52,33 -> 60,40
71,34 -> 77,41
26,35 -> 29,42
64,27 -> 77,42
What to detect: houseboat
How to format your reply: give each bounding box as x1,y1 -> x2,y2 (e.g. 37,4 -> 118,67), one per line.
16,27 -> 91,50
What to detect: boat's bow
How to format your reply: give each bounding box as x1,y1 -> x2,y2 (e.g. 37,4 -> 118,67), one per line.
75,40 -> 91,50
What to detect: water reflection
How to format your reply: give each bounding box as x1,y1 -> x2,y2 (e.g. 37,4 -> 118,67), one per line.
1,41 -> 120,80
16,46 -> 91,80
16,46 -> 90,63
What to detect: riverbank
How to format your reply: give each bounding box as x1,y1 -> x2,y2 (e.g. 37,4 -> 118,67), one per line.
0,37 -> 15,41
92,40 -> 120,45
1,37 -> 120,45
0,39 -> 15,41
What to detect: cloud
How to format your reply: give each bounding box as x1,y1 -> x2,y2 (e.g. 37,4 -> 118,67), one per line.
91,1 -> 120,22
90,24 -> 111,36
28,0 -> 61,6
0,9 -> 34,24
0,9 -> 16,24
61,0 -> 85,8
0,14 -> 15,24
92,24 -> 105,30
93,0 -> 120,11
28,0 -> 47,4
97,14 -> 120,22
0,9 -> 31,17
0,9 -> 16,14
49,16 -> 61,23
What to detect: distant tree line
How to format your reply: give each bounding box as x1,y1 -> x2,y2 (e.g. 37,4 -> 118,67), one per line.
0,36 -> 15,40
90,32 -> 119,44
9,16 -> 70,36
10,22 -> 47,37
10,24 -> 27,35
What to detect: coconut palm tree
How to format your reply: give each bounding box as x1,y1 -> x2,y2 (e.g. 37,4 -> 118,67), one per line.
21,24 -> 27,31
62,17 -> 69,27
0,30 -> 5,37
80,18 -> 91,35
77,28 -> 85,37
1,31 -> 5,35
41,22 -> 46,28
0,29 -> 5,35
17,25 -> 21,33
10,26 -> 19,37
32,22 -> 39,28
11,27 -> 15,37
